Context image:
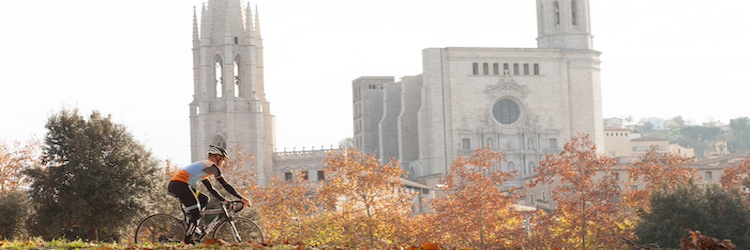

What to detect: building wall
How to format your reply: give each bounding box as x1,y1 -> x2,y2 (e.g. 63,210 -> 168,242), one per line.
604,128 -> 632,157
352,77 -> 392,156
411,47 -> 603,186
380,80 -> 402,162
398,75 -> 422,167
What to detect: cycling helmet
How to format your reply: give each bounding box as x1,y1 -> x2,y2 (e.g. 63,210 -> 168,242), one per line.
208,145 -> 229,158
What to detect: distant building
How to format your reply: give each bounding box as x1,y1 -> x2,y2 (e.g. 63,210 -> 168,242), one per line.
354,0 -> 605,191
604,127 -> 632,157
603,117 -> 625,128
641,117 -> 665,130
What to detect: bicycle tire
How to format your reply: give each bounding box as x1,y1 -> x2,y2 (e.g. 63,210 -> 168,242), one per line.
134,214 -> 186,244
212,216 -> 264,243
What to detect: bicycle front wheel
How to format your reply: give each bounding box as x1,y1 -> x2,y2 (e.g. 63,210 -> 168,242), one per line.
212,217 -> 264,243
134,214 -> 186,244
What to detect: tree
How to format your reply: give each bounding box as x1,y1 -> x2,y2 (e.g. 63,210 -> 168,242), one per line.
530,134 -> 629,249
0,190 -> 31,239
635,182 -> 750,248
728,117 -> 750,151
623,145 -> 697,212
316,148 -> 415,248
252,170 -> 316,245
679,126 -> 724,157
24,108 -> 163,241
665,116 -> 687,130
429,147 -> 525,249
0,140 -> 39,239
0,140 -> 41,191
720,157 -> 750,190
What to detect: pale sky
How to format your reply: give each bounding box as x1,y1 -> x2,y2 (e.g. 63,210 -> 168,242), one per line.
1,1 -> 748,166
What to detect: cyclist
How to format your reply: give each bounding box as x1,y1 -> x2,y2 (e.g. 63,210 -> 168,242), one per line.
167,145 -> 251,244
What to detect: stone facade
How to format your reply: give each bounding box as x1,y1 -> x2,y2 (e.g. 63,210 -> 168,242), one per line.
189,0 -> 274,184
357,0 -> 605,189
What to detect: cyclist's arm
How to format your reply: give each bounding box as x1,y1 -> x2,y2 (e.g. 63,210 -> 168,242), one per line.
216,176 -> 245,200
201,178 -> 227,202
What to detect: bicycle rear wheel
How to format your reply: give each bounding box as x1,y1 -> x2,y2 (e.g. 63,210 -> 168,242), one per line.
212,217 -> 264,243
134,214 -> 186,244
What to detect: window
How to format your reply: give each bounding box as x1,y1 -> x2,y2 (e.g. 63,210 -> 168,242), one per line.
233,60 -> 240,97
493,99 -> 521,125
615,172 -> 620,181
513,63 -> 520,75
234,36 -> 238,44
472,63 -> 479,75
571,0 -> 578,26
493,63 -> 499,75
507,161 -> 516,172
483,63 -> 489,75
529,194 -> 535,204
549,138 -> 558,149
317,170 -> 325,181
542,191 -> 547,201
284,172 -> 292,181
523,63 -> 529,75
462,138 -> 471,150
215,61 -> 223,98
553,1 -> 560,26
533,63 -> 540,75
527,161 -> 536,174
503,63 -> 510,75
705,171 -> 713,180
301,171 -> 309,180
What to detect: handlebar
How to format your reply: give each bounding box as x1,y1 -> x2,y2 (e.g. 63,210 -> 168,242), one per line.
224,200 -> 245,213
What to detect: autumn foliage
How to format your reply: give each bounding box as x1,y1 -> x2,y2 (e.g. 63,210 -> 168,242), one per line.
720,157 -> 750,190
623,145 -> 697,212
529,134 -> 628,249
316,148 -> 414,248
0,140 -> 41,192
427,147 -> 525,249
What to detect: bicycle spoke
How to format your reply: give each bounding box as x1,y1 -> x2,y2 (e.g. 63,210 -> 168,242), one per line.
212,217 -> 264,244
134,214 -> 186,244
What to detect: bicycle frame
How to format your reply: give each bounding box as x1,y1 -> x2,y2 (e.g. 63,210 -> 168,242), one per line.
184,201 -> 244,242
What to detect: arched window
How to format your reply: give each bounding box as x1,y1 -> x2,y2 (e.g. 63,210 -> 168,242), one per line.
705,171 -> 713,180
553,1 -> 560,26
507,161 -> 516,173
571,0 -> 578,26
233,59 -> 241,98
527,161 -> 536,174
215,60 -> 224,98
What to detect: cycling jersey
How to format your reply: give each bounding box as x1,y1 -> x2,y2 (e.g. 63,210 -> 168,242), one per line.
170,160 -> 222,187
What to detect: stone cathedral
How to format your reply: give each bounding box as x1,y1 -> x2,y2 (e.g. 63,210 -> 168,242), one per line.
191,0 -> 605,191
353,0 -> 604,189
189,0 -> 275,184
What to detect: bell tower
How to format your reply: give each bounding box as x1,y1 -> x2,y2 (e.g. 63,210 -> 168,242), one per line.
189,0 -> 274,184
536,0 -> 593,49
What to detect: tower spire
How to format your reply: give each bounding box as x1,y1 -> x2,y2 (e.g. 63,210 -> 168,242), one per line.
254,5 -> 262,40
192,6 -> 199,48
244,1 -> 254,44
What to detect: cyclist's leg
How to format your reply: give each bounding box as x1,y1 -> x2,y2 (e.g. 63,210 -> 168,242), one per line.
197,191 -> 209,212
168,181 -> 202,243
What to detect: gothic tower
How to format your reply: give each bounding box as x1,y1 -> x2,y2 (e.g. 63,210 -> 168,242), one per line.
189,0 -> 274,184
536,0 -> 593,50
537,0 -> 604,150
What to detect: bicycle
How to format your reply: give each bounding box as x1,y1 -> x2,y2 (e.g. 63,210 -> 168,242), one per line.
134,200 -> 264,245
